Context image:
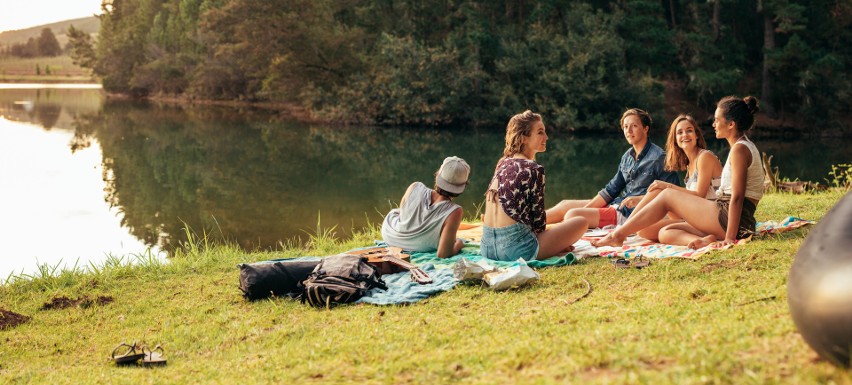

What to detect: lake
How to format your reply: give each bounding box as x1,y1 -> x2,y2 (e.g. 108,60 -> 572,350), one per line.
1,85 -> 849,277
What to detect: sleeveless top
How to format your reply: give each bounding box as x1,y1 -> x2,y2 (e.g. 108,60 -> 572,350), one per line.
718,136 -> 764,201
685,150 -> 721,200
486,157 -> 546,234
381,182 -> 461,251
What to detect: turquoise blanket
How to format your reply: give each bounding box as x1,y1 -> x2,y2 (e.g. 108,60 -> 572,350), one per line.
251,245 -> 576,306
355,244 -> 576,305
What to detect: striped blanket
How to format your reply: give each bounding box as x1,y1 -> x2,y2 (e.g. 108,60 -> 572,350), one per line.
458,216 -> 814,261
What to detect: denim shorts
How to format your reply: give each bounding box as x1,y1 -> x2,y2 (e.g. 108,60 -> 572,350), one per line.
480,222 -> 540,262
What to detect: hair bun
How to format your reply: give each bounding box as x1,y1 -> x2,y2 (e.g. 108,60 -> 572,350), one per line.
743,96 -> 760,115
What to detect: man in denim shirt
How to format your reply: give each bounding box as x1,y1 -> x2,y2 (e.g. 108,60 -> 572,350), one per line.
546,108 -> 680,228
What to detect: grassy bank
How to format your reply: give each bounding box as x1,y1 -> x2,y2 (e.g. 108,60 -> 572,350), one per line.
0,56 -> 96,83
1,190 -> 850,384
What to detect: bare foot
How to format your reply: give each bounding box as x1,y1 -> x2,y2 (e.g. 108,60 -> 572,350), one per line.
687,235 -> 717,249
592,232 -> 625,247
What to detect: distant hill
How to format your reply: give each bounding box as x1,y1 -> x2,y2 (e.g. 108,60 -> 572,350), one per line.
0,16 -> 100,48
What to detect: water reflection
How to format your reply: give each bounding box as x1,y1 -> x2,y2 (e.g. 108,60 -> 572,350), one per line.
0,87 -> 104,130
1,85 -> 849,277
74,102 -> 627,252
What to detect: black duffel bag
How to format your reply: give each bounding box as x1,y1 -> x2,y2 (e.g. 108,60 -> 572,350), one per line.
238,259 -> 320,300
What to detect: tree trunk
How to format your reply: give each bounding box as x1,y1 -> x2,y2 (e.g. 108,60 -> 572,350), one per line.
712,0 -> 721,41
762,11 -> 778,118
669,0 -> 677,28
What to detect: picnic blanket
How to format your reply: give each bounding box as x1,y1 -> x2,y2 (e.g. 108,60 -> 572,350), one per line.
458,216 -> 815,261
355,243 -> 576,305
260,217 -> 811,306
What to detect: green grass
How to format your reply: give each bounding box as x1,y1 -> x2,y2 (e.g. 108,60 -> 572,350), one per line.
0,55 -> 96,83
1,190 -> 851,384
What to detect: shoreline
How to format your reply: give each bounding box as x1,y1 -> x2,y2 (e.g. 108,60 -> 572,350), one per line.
2,79 -> 847,135
0,76 -> 98,84
135,93 -> 320,123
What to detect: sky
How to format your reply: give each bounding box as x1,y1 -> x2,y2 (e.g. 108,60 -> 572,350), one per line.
0,0 -> 103,33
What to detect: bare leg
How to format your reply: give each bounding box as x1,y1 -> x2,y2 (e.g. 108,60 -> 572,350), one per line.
658,222 -> 708,246
564,208 -> 601,228
546,199 -> 590,224
636,217 -> 681,242
536,217 -> 587,259
593,189 -> 724,247
632,188 -> 661,215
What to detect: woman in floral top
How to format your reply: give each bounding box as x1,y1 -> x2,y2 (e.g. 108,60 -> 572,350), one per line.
481,110 -> 588,261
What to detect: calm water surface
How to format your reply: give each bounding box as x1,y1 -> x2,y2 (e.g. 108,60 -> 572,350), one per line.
1,85 -> 849,277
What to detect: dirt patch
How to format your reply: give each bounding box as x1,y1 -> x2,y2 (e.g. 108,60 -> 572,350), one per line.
0,308 -> 31,330
41,295 -> 114,310
578,362 -> 618,382
700,259 -> 741,273
639,356 -> 676,370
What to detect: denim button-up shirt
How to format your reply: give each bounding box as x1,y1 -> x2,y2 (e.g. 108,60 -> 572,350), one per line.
598,141 -> 680,218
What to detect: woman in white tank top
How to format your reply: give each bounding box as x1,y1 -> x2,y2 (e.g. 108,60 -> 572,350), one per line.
629,114 -> 723,242
592,96 -> 763,249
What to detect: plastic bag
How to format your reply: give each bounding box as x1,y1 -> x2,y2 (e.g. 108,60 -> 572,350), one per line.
453,258 -> 497,281
453,258 -> 540,291
483,259 -> 540,291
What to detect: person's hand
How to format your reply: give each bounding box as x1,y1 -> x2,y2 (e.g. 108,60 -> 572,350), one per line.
719,237 -> 738,247
648,180 -> 671,192
647,180 -> 663,192
619,196 -> 639,209
454,238 -> 465,251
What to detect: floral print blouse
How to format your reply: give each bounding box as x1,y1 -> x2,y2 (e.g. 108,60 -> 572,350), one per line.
486,157 -> 546,234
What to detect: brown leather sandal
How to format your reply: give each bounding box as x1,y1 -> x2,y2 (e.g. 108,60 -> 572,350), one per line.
111,342 -> 145,365
612,258 -> 631,269
140,344 -> 167,367
612,256 -> 651,269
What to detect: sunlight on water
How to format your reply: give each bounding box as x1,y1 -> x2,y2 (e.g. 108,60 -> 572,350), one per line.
0,116 -> 163,278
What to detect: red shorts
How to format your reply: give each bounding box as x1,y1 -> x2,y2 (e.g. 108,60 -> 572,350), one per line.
598,207 -> 618,227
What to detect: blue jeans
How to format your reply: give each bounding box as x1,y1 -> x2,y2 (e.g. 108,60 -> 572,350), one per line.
480,222 -> 539,262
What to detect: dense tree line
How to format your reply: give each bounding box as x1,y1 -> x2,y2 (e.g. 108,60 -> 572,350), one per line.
2,28 -> 62,57
69,0 -> 851,131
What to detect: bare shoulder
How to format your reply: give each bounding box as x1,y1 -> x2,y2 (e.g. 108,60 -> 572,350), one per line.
444,207 -> 464,227
698,149 -> 723,168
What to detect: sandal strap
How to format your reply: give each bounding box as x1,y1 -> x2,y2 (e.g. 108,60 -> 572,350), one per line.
111,341 -> 136,358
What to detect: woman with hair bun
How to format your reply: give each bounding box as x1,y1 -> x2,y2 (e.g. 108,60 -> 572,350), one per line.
481,110 -> 587,261
593,96 -> 764,249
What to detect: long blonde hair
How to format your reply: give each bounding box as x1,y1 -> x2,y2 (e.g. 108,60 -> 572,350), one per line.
487,110 -> 542,202
502,110 -> 542,157
664,114 -> 706,172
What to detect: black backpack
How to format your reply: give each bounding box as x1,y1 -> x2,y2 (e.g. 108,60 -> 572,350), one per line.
301,254 -> 387,308
238,259 -> 321,300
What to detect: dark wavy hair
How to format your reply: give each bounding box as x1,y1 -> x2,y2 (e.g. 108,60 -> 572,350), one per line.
717,96 -> 760,134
